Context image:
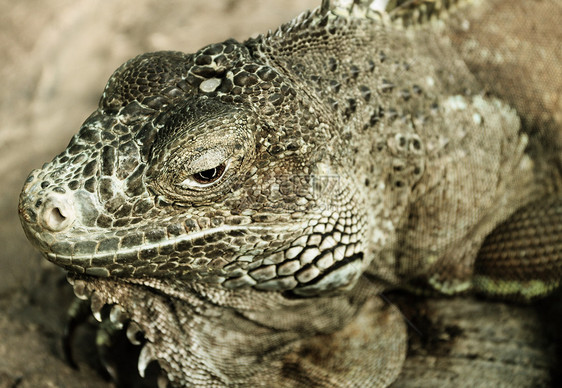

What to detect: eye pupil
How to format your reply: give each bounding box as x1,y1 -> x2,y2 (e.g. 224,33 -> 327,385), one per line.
199,168 -> 217,180
193,163 -> 226,184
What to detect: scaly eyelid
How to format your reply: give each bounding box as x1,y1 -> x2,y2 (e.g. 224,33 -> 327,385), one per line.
187,148 -> 228,173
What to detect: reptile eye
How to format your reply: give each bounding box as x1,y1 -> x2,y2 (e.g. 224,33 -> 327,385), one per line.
192,163 -> 226,184
179,162 -> 228,189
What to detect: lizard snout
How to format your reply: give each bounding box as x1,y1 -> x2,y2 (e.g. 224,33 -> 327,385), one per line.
19,171 -> 77,233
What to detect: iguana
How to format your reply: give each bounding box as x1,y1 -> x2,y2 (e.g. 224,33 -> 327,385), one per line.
17,0 -> 562,386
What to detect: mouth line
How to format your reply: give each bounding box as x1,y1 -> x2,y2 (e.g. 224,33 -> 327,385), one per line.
45,222 -> 301,262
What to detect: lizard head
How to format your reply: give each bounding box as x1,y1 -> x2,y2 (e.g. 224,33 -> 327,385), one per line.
19,39 -> 366,298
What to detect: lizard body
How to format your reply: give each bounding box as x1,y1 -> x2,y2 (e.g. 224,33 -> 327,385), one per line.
18,0 -> 562,386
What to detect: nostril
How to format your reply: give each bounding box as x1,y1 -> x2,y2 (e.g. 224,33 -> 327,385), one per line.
39,193 -> 76,232
47,207 -> 67,226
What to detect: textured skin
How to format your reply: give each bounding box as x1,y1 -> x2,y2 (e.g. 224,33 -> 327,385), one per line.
17,0 -> 562,386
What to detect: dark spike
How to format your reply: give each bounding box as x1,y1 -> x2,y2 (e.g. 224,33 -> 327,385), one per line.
321,0 -> 331,14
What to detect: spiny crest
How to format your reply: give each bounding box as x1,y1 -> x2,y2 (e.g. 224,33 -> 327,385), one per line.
265,0 -> 389,41
319,0 -> 470,27
268,0 -> 467,40
387,0 -> 470,27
